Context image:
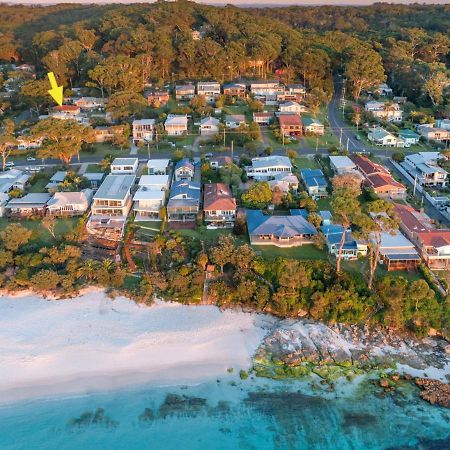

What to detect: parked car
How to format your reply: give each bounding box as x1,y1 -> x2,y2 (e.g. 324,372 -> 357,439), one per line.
27,156 -> 36,161
5,161 -> 14,167
204,153 -> 213,159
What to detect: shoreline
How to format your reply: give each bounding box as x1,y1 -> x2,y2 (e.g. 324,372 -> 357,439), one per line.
0,289 -> 448,408
0,290 -> 275,406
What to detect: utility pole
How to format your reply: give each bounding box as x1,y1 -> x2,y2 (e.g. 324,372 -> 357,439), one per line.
339,128 -> 343,147
413,173 -> 417,196
315,136 -> 319,153
346,137 -> 349,152
231,140 -> 234,160
223,128 -> 226,146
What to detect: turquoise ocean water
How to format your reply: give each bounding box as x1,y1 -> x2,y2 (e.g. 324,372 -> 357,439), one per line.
0,375 -> 449,450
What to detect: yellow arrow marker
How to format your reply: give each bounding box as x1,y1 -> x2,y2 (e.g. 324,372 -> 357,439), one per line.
47,72 -> 63,107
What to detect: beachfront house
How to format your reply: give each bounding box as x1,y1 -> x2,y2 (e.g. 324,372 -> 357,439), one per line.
246,210 -> 317,247
132,119 -> 156,144
46,190 -> 93,216
166,180 -> 201,223
203,183 -> 237,228
5,193 -> 51,217
245,156 -> 292,181
110,158 -> 139,175
300,169 -> 328,199
321,224 -> 367,260
133,188 -> 166,221
90,174 -> 135,217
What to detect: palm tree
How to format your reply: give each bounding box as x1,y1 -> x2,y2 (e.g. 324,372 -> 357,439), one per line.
77,259 -> 98,281
101,258 -> 114,273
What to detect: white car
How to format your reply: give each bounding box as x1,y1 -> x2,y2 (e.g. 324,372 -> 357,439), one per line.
5,161 -> 14,167
27,156 -> 36,161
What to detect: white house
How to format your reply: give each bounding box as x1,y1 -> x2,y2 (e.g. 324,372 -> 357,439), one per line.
0,168 -> 30,193
329,156 -> 357,174
279,101 -> 303,115
46,189 -> 93,216
245,156 -> 292,181
365,101 -> 403,122
399,129 -> 420,146
196,82 -> 221,103
73,97 -> 107,110
402,152 -> 448,187
132,119 -> 155,144
138,174 -> 170,191
225,114 -> 246,129
147,159 -> 170,175
90,174 -> 135,217
174,159 -> 194,181
133,188 -> 165,221
165,114 -> 188,136
200,116 -> 220,136
110,158 -> 139,175
302,118 -> 324,135
368,127 -> 404,147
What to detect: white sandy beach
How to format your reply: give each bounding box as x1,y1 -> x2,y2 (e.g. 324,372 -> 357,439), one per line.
0,290 -> 273,405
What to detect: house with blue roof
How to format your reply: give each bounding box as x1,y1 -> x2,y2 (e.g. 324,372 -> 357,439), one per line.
166,180 -> 201,223
321,224 -> 367,260
247,210 -> 317,247
300,168 -> 328,199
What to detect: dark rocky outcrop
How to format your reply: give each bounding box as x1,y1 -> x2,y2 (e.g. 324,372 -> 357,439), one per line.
415,378 -> 450,409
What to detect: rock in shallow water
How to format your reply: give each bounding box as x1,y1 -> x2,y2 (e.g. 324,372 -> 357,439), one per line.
415,378 -> 450,409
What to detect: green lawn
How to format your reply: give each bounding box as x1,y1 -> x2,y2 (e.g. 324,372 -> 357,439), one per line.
28,175 -> 50,193
81,143 -> 127,159
254,244 -> 327,261
85,164 -> 104,173
342,258 -> 423,282
0,217 -> 79,243
294,157 -> 320,170
316,197 -> 332,211
176,228 -> 246,243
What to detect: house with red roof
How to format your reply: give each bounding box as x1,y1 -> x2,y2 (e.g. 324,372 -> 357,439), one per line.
351,155 -> 406,199
416,231 -> 450,270
279,114 -> 302,136
203,183 -> 237,228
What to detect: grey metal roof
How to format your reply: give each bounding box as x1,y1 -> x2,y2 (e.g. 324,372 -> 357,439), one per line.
247,210 -> 317,237
94,174 -> 135,201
